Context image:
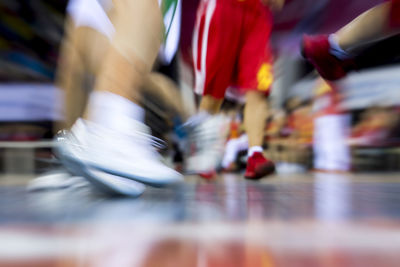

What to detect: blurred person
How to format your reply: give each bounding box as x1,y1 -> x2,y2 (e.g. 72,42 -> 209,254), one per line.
302,0 -> 400,81
221,134 -> 249,172
57,0 -> 185,129
266,98 -> 297,165
348,106 -> 399,146
189,0 -> 285,179
267,99 -> 311,174
312,80 -> 351,172
221,108 -> 249,172
56,0 -> 183,189
263,110 -> 286,161
283,99 -> 314,171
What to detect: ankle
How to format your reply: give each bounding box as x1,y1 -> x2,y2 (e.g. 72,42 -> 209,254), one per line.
329,34 -> 353,60
248,146 -> 263,157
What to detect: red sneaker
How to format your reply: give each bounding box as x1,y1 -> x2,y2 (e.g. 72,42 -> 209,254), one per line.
301,34 -> 356,81
245,152 -> 275,179
199,170 -> 216,180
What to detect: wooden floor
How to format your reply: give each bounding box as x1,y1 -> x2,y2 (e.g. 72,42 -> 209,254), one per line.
1,171 -> 400,266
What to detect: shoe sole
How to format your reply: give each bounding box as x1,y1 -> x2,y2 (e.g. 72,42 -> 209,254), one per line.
245,164 -> 276,180
199,171 -> 216,180
90,163 -> 183,188
55,141 -> 183,188
56,149 -> 145,197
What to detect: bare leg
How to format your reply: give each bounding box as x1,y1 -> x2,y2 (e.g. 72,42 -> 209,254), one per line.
55,19 -> 87,132
59,0 -> 182,127
243,91 -> 275,179
86,0 -> 162,119
199,95 -> 224,115
143,73 -> 187,119
336,2 -> 398,50
198,90 -> 268,149
244,91 -> 268,148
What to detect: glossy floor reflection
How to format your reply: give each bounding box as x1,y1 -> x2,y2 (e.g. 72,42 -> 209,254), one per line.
1,172 -> 400,266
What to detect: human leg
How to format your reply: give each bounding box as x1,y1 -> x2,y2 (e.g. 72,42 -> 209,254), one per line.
59,0 -> 182,187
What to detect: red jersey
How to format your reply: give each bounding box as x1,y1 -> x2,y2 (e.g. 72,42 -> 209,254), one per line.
220,0 -> 267,9
193,0 -> 273,99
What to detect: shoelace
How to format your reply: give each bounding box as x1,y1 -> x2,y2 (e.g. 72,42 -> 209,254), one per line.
131,130 -> 167,150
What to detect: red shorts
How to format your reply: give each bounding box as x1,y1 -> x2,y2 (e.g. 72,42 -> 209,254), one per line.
193,0 -> 274,99
390,0 -> 400,27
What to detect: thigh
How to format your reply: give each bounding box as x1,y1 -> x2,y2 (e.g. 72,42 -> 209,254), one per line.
192,0 -> 241,98
112,0 -> 163,70
237,6 -> 274,96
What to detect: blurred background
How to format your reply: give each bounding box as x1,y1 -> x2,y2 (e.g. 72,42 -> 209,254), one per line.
0,0 -> 399,174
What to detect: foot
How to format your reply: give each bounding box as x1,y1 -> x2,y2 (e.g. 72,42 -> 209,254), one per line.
244,152 -> 275,179
301,34 -> 356,81
199,170 -> 217,180
184,114 -> 229,176
27,170 -> 88,191
56,119 -> 183,187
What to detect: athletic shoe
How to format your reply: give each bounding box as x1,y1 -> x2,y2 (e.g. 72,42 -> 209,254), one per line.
82,165 -> 147,197
244,152 -> 275,179
56,119 -> 183,187
27,170 -> 88,191
199,170 -> 217,180
185,114 -> 229,176
301,34 -> 356,80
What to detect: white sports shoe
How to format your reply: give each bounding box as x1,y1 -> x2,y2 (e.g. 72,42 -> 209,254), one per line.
56,119 -> 183,187
27,170 -> 88,191
185,114 -> 230,174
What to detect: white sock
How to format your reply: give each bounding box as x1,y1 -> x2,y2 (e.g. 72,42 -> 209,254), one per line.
248,146 -> 263,157
328,34 -> 352,60
87,91 -> 145,132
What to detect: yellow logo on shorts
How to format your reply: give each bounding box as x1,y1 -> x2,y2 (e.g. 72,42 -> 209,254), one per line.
257,63 -> 273,91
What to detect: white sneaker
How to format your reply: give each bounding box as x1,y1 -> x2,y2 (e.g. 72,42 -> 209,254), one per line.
56,119 -> 183,187
82,166 -> 147,197
185,114 -> 230,174
27,170 -> 88,191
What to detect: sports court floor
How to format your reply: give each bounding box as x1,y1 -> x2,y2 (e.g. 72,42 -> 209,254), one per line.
1,171 -> 400,266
